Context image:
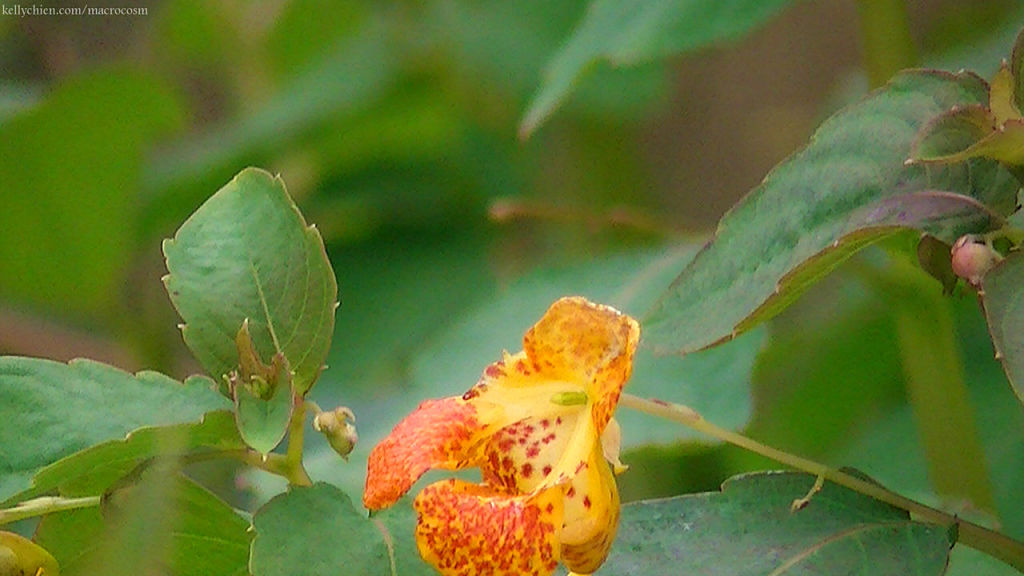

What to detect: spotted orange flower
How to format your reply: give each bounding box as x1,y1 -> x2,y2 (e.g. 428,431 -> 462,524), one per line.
364,296 -> 640,576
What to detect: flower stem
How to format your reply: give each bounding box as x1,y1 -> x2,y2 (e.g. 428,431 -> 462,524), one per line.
284,395 -> 312,486
209,395 -> 312,486
620,393 -> 1024,571
0,496 -> 101,525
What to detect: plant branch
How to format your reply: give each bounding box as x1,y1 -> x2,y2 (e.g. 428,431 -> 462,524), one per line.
200,397 -> 312,486
285,394 -> 312,486
620,393 -> 1024,571
0,496 -> 100,525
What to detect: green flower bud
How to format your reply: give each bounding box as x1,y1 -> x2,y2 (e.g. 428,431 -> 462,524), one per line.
314,406 -> 358,460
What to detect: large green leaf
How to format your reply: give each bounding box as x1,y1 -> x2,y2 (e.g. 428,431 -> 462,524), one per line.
0,357 -> 227,503
8,411 -> 243,504
520,0 -> 796,136
980,251 -> 1024,407
604,471 -> 952,575
35,474 -> 250,576
0,66 -> 181,317
250,483 -> 430,576
163,167 -> 338,395
645,71 -> 1019,354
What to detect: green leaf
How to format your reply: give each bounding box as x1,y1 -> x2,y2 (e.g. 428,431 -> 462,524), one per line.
234,378 -> 294,455
846,191 -> 1006,244
35,474 -> 251,576
250,483 -> 428,576
520,0 -> 796,136
163,167 -> 338,395
988,64 -> 1019,125
8,411 -> 243,504
0,65 -> 181,316
645,71 -> 1018,354
980,251 -> 1024,407
910,101 -> 1024,167
0,357 -> 227,503
910,105 -> 996,161
605,471 -> 952,575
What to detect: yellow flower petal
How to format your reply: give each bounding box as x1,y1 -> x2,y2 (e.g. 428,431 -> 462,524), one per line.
559,442 -> 620,574
414,479 -> 564,576
523,297 -> 639,433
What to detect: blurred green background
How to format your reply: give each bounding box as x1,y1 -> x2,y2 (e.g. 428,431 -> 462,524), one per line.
2,2 -> 1023,570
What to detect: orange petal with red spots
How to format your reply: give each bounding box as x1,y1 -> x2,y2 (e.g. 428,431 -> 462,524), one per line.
364,397 -> 495,510
523,297 -> 639,432
414,479 -> 564,576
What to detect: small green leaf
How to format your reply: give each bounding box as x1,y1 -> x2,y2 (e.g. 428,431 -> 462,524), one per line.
989,64 -> 1020,124
520,0 -> 796,136
35,474 -> 250,576
0,357 -> 227,503
916,119 -> 1024,167
917,235 -> 958,293
250,483 -> 425,576
227,320 -> 296,454
163,167 -> 338,395
910,98 -> 1024,168
910,105 -> 996,161
645,71 -> 1019,354
233,373 -> 295,455
7,411 -> 243,504
604,471 -> 952,575
980,251 -> 1024,406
